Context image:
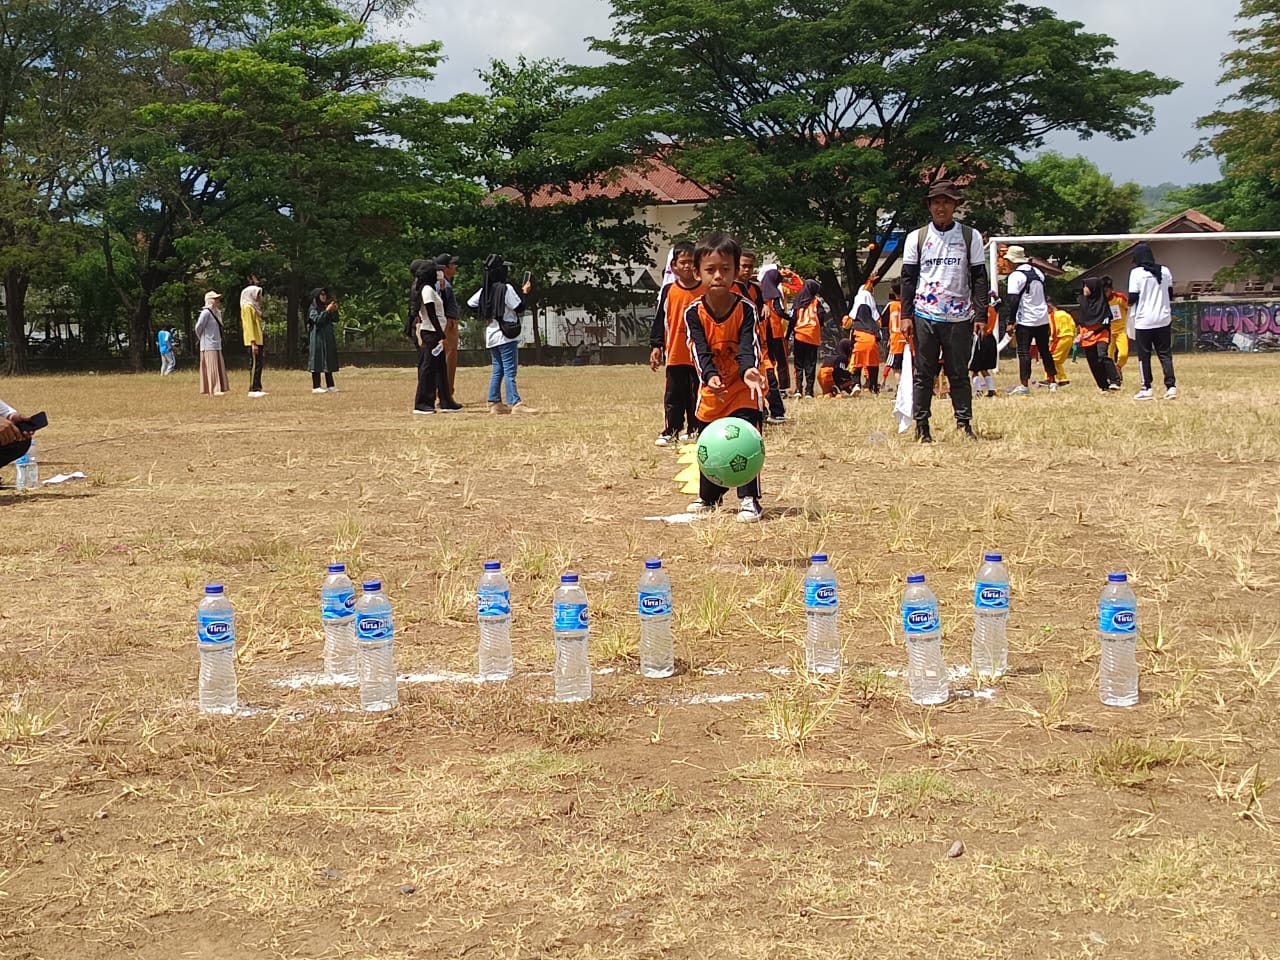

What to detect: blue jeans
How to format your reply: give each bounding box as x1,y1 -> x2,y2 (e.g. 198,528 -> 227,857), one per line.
488,341 -> 521,405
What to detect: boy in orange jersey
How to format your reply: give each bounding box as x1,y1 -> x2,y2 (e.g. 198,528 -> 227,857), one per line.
649,241 -> 704,446
737,251 -> 787,424
685,233 -> 767,523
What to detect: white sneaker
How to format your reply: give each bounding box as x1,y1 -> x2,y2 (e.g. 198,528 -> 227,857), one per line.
247,391 -> 267,398
413,407 -> 436,415
654,434 -> 672,447
766,415 -> 788,425
312,388 -> 327,394
1164,386 -> 1178,400
327,387 -> 339,393
852,383 -> 862,394
1107,383 -> 1121,391
1048,381 -> 1057,393
678,431 -> 696,442
736,497 -> 763,523
687,499 -> 717,515
1134,388 -> 1154,401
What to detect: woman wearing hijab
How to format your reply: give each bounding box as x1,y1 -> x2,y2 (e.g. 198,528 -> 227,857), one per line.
467,254 -> 535,414
758,267 -> 791,393
817,338 -> 857,396
411,262 -> 461,413
844,302 -> 884,393
789,279 -> 825,397
194,290 -> 229,396
307,287 -> 340,393
1078,278 -> 1123,392
1128,242 -> 1177,400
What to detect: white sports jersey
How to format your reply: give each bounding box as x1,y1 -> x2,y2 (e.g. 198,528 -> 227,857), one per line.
902,222 -> 985,323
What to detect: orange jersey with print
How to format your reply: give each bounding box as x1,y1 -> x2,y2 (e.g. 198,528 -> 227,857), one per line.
794,302 -> 822,346
736,279 -> 773,372
887,300 -> 907,354
851,330 -> 879,369
685,295 -> 761,423
983,303 -> 998,336
654,280 -> 703,366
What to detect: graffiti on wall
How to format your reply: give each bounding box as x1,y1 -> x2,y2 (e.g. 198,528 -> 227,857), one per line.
1197,302 -> 1280,352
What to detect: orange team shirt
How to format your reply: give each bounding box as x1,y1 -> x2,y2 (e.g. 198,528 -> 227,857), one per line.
684,295 -> 761,423
793,302 -> 823,346
887,300 -> 908,354
736,279 -> 773,372
654,280 -> 704,367
984,303 -> 998,336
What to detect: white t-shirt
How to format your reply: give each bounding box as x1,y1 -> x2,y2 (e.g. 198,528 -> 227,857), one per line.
467,284 -> 524,348
240,285 -> 263,310
418,284 -> 445,333
0,397 -> 15,418
902,222 -> 986,323
1007,265 -> 1049,327
1128,265 -> 1174,330
850,287 -> 877,320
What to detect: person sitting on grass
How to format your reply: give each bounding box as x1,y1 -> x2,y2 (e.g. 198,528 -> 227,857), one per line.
684,232 -> 767,523
0,398 -> 34,474
817,339 -> 857,397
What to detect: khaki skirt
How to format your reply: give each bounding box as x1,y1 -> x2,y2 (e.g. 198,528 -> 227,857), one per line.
199,350 -> 229,395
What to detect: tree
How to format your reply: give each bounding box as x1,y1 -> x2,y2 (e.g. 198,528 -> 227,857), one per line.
576,0 -> 1178,305
446,57 -> 657,355
1192,0 -> 1280,277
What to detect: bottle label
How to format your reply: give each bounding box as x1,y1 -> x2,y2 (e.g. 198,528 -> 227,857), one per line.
804,581 -> 838,609
902,602 -> 939,635
321,589 -> 356,620
478,588 -> 511,618
638,590 -> 671,618
197,613 -> 235,647
553,603 -> 589,631
1099,603 -> 1137,635
357,615 -> 394,642
974,582 -> 1009,611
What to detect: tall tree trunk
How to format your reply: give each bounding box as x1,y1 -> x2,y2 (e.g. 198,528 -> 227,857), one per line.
129,296 -> 154,372
286,272 -> 303,366
4,267 -> 30,375
182,296 -> 194,356
818,266 -> 846,318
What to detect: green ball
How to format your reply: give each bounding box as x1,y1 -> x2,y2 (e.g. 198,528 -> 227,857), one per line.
697,417 -> 765,488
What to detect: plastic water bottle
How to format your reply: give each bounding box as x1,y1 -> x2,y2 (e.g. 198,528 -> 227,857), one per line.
197,584 -> 237,714
320,563 -> 357,680
477,561 -> 513,681
972,552 -> 1010,679
355,580 -> 397,711
804,553 -> 841,674
1098,571 -> 1138,707
902,573 -> 948,705
637,559 -> 675,678
14,438 -> 36,491
552,573 -> 591,702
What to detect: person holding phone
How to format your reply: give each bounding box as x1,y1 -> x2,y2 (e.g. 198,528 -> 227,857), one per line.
0,398 -> 34,473
467,254 -> 536,414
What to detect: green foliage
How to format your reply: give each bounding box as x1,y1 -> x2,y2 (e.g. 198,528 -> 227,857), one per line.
576,0 -> 1178,293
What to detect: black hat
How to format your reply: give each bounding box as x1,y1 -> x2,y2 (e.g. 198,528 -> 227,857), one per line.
925,180 -> 963,202
435,253 -> 460,266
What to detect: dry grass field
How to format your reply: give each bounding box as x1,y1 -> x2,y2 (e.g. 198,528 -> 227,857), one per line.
2,355 -> 1280,959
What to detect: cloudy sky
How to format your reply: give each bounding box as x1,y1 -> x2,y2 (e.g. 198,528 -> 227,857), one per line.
400,0 -> 1241,188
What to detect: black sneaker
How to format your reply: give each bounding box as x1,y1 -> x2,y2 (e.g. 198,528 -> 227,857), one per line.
916,422 -> 933,444
959,423 -> 977,440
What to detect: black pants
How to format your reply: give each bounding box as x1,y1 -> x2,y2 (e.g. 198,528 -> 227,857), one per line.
912,318 -> 973,426
415,342 -> 454,410
768,337 -> 789,390
1,438 -> 31,470
1135,326 -> 1176,390
663,364 -> 700,437
793,342 -> 818,396
248,345 -> 265,392
765,367 -> 785,418
1082,340 -> 1120,390
699,407 -> 763,504
311,371 -> 335,389
858,365 -> 880,393
1015,325 -> 1056,383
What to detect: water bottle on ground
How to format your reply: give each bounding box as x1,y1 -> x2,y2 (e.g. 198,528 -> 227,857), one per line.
1098,571 -> 1138,707
477,561 -> 513,681
14,438 -> 36,491
902,573 -> 949,705
638,559 -> 675,678
197,584 -> 238,714
803,553 -> 841,674
320,563 -> 357,680
972,552 -> 1010,679
355,580 -> 398,711
552,573 -> 591,702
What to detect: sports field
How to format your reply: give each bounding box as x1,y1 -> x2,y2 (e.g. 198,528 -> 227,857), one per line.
2,356 -> 1279,959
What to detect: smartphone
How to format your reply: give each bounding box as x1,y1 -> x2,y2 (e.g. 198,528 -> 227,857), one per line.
522,271 -> 532,287
18,411 -> 48,432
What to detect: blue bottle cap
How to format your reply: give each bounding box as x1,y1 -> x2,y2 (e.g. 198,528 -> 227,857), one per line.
811,553 -> 828,563
560,573 -> 579,584
645,559 -> 662,569
327,563 -> 346,573
984,553 -> 1002,562
906,573 -> 925,584
1107,572 -> 1128,583
205,583 -> 224,595
484,561 -> 502,571
363,580 -> 382,592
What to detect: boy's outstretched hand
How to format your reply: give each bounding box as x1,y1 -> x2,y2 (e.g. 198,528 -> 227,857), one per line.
649,347 -> 662,371
744,368 -> 766,401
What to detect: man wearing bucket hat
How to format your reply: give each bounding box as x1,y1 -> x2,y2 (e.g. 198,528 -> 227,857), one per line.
1001,245 -> 1059,394
899,179 -> 989,442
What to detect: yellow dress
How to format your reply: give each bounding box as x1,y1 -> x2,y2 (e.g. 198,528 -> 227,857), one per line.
1049,308 -> 1075,376
1108,293 -> 1130,373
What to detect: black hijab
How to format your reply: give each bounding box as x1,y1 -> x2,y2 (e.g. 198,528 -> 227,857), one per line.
792,278 -> 822,313
479,254 -> 510,321
1132,242 -> 1164,283
409,263 -> 438,322
309,287 -> 327,310
1079,278 -> 1111,328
